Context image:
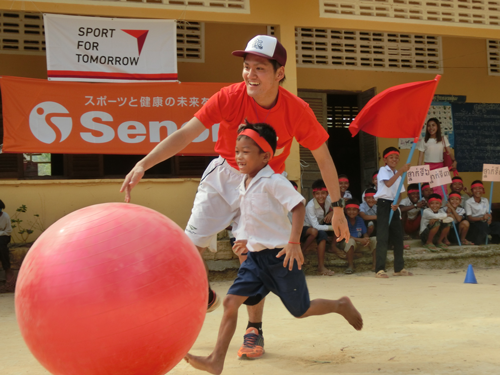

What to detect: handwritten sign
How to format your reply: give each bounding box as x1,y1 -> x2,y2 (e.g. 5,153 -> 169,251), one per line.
483,164 -> 500,182
407,165 -> 430,184
429,166 -> 452,188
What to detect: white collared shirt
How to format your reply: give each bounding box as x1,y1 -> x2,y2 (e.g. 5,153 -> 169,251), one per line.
420,208 -> 448,234
236,165 -> 305,252
304,196 -> 333,231
399,197 -> 420,220
374,165 -> 406,201
359,201 -> 377,216
465,197 -> 489,217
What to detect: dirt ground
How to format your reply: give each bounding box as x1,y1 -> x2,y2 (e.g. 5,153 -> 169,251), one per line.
2,267 -> 500,375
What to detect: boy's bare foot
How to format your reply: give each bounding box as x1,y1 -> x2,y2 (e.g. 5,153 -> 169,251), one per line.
337,296 -> 363,331
184,353 -> 223,375
318,267 -> 335,276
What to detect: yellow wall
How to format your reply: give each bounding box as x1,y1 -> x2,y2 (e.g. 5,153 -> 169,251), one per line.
2,0 -> 500,239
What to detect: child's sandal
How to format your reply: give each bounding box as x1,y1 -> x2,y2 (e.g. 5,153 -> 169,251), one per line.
422,243 -> 439,252
436,242 -> 449,250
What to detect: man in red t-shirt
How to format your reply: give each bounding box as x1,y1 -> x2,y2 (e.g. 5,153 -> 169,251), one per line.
121,35 -> 349,359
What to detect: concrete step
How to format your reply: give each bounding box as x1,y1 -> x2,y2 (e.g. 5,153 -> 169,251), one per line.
205,235 -> 500,276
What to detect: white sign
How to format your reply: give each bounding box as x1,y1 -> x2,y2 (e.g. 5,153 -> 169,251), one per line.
407,165 -> 430,184
44,14 -> 177,82
429,166 -> 452,188
483,164 -> 500,182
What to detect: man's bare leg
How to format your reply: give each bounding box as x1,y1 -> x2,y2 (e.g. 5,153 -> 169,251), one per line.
185,295 -> 247,375
300,296 -> 363,331
197,245 -> 221,312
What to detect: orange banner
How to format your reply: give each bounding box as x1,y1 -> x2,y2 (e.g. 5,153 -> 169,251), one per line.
0,76 -> 230,155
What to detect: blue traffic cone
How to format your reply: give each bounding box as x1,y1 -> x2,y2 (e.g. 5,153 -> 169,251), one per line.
464,264 -> 478,284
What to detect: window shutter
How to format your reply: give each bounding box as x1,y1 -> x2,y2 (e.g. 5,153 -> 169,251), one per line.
65,155 -> 103,179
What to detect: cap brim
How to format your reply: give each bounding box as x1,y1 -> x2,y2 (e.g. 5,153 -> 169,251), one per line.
232,50 -> 276,61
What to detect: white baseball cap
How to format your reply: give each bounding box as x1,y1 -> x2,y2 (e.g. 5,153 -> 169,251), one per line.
232,35 -> 287,66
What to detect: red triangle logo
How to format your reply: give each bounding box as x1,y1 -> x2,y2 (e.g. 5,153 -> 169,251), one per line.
122,29 -> 149,55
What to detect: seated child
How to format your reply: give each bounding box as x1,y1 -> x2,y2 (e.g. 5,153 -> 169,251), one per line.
340,199 -> 377,274
442,191 -> 472,245
419,193 -> 454,252
465,180 -> 500,245
339,174 -> 353,200
421,182 -> 433,205
361,171 -> 378,201
449,176 -> 472,208
399,183 -> 426,239
359,187 -> 377,237
289,180 -> 318,258
185,121 -> 363,374
304,179 -> 336,275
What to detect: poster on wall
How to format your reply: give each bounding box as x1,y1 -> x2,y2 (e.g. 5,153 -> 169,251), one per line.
44,14 -> 177,82
399,102 -> 454,149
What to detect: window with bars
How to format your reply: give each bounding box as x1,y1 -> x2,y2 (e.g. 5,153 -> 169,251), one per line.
296,27 -> 443,73
487,39 -> 500,76
0,11 -> 45,54
65,0 -> 248,12
320,0 -> 500,27
329,104 -> 359,129
0,12 -> 204,61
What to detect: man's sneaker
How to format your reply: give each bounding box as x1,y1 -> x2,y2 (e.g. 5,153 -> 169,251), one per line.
237,328 -> 264,359
207,291 -> 221,313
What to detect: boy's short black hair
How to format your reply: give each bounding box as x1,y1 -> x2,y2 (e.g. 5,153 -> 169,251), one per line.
407,183 -> 420,192
382,146 -> 399,158
428,193 -> 442,201
289,180 -> 298,189
471,180 -> 483,186
365,187 -> 376,195
0,200 -> 4,210
452,176 -> 463,181
237,120 -> 277,155
345,198 -> 360,206
312,179 -> 326,190
338,174 -> 349,180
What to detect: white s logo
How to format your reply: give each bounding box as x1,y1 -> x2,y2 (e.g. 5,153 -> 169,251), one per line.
29,102 -> 72,144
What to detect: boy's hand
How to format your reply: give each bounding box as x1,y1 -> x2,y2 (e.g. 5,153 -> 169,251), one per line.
391,204 -> 399,211
400,163 -> 411,173
277,243 -> 304,271
120,164 -> 146,203
417,200 -> 426,209
332,208 -> 350,242
323,210 -> 334,224
361,237 -> 370,247
232,240 -> 248,256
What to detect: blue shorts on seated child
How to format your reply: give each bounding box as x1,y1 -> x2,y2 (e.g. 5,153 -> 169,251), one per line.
227,248 -> 311,318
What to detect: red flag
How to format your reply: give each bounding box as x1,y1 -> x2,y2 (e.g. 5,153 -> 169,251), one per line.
349,75 -> 441,140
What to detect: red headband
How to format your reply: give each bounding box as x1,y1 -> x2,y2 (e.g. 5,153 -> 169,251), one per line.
449,192 -> 461,199
471,183 -> 484,189
345,204 -> 360,209
408,189 -> 419,194
365,192 -> 376,197
452,177 -> 462,182
339,178 -> 349,182
422,183 -> 430,189
312,187 -> 328,192
383,150 -> 399,158
428,197 -> 442,203
240,129 -> 274,159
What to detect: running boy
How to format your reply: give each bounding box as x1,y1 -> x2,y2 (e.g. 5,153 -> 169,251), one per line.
419,193 -> 453,252
374,147 -> 412,278
184,122 -> 363,374
304,179 -> 336,275
342,199 -> 377,274
400,183 -> 426,238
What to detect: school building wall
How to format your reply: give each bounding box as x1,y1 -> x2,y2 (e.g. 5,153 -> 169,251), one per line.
1,0 -> 500,240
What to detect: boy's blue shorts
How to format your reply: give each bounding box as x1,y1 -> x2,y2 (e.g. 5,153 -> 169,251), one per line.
227,248 -> 311,317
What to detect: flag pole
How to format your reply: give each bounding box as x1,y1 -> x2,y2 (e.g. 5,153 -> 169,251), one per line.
389,75 -> 441,225
486,181 -> 494,245
389,138 -> 419,224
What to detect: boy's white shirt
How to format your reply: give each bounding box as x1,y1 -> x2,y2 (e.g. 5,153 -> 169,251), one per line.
420,208 -> 448,234
235,164 -> 305,252
399,197 -> 420,220
465,197 -> 489,217
439,206 -> 465,224
374,165 -> 406,201
304,196 -> 333,231
359,201 -> 377,216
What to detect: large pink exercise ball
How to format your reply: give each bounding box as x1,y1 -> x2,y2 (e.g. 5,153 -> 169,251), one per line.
15,203 -> 207,375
